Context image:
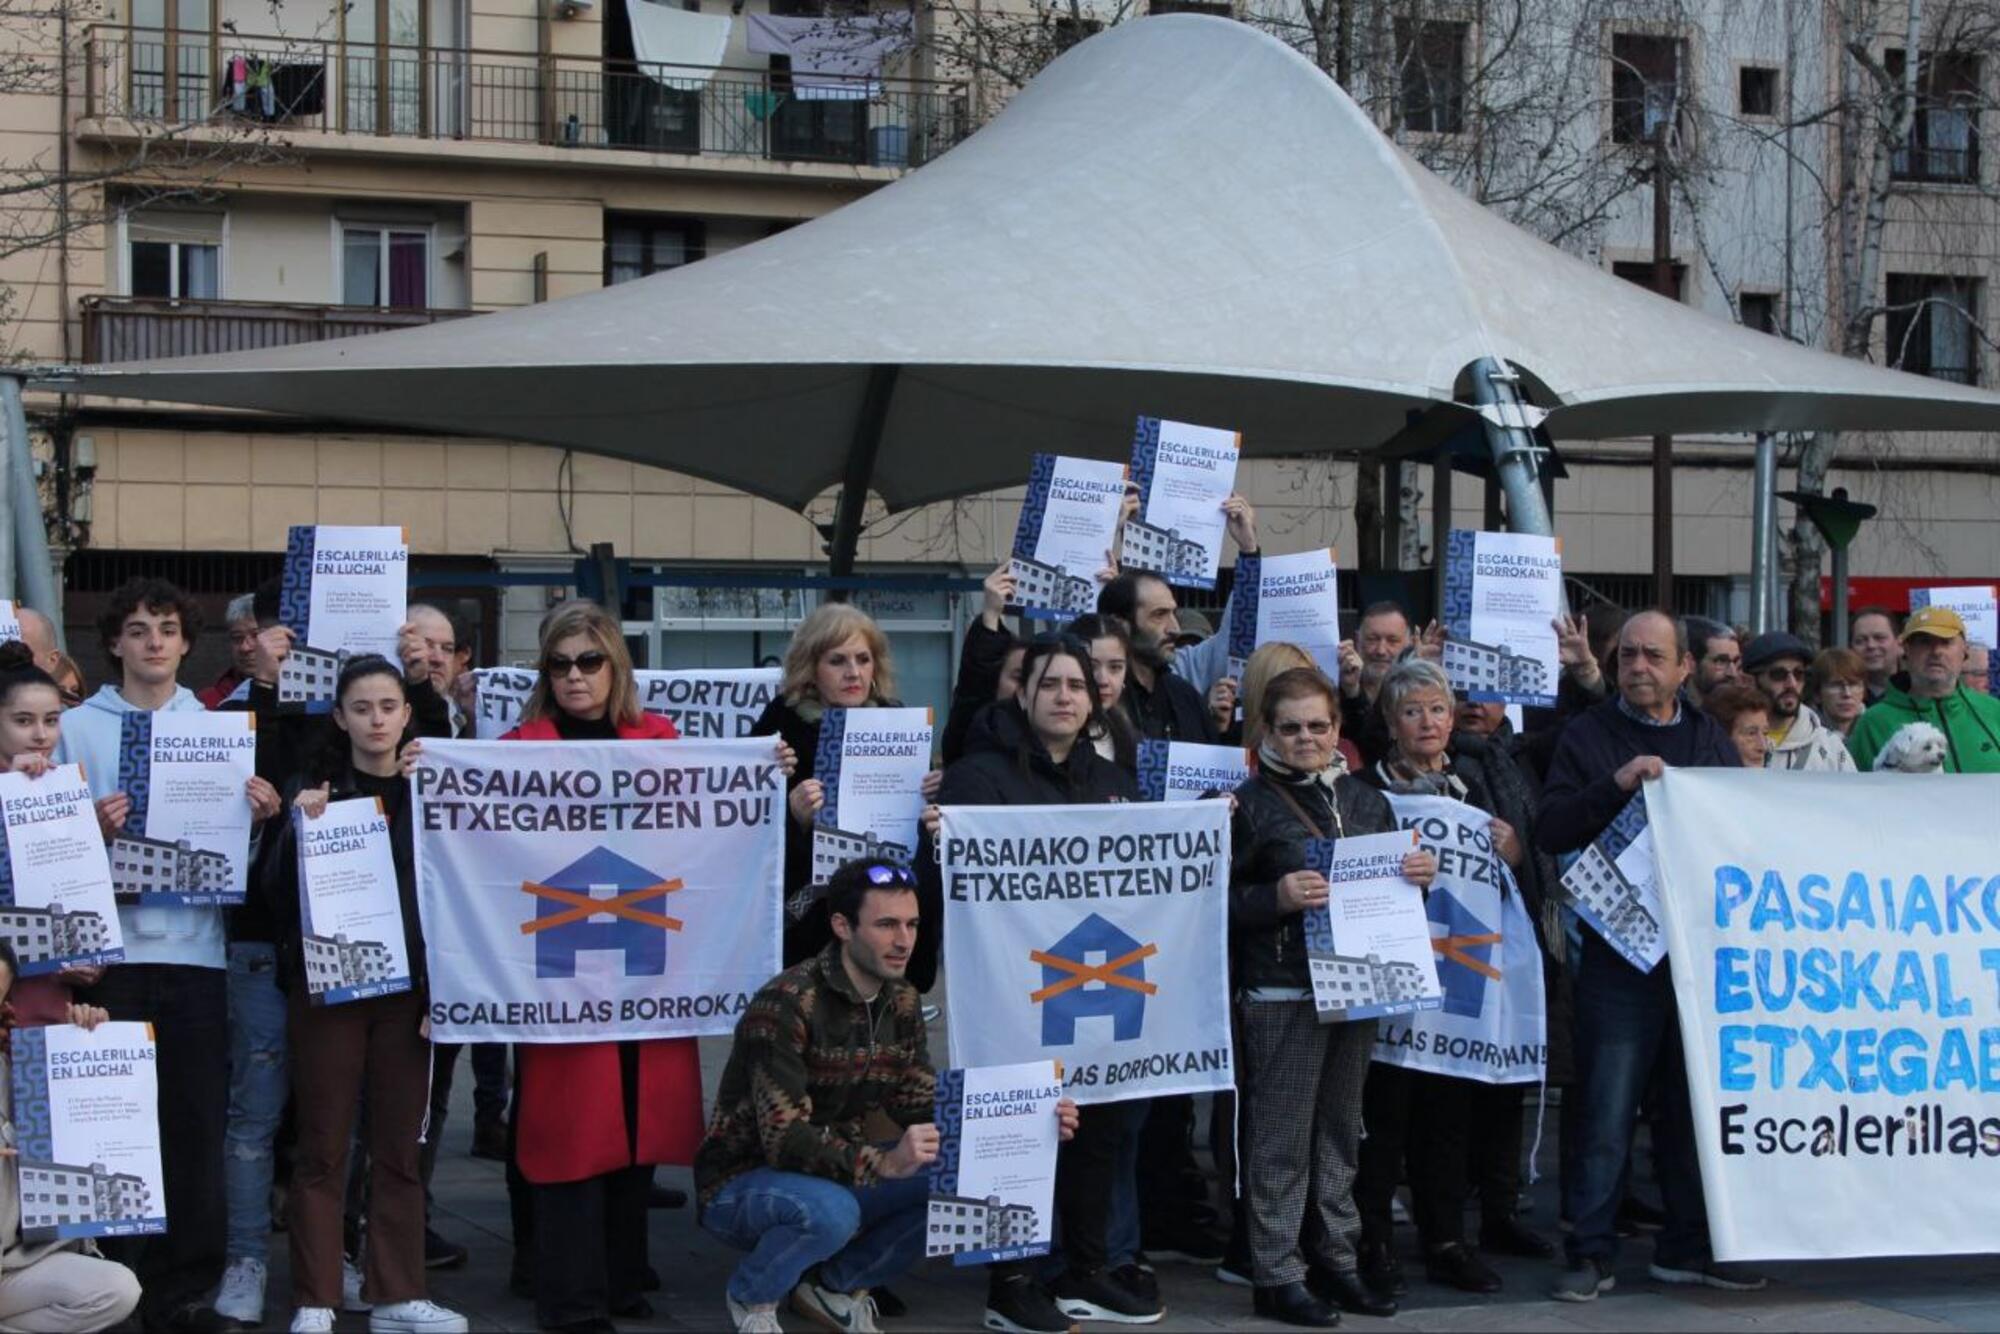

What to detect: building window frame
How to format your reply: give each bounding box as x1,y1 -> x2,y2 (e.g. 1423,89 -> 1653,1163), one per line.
333,219 -> 436,309
1607,27 -> 1688,146
1736,287 -> 1781,335
1885,47 -> 1982,186
603,214 -> 707,287
1394,15 -> 1470,136
1883,272 -> 1982,384
1736,62 -> 1780,120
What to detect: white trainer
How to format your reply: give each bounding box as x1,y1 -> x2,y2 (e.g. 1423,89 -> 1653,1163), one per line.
368,1298 -> 471,1334
341,1257 -> 372,1313
289,1308 -> 336,1334
213,1256 -> 267,1325
728,1295 -> 786,1332
792,1278 -> 882,1333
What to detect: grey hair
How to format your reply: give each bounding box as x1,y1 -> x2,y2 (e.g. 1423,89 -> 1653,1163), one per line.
1376,657 -> 1455,722
224,593 -> 257,624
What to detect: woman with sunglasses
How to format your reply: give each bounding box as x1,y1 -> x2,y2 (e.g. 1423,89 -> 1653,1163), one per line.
1228,667 -> 1435,1329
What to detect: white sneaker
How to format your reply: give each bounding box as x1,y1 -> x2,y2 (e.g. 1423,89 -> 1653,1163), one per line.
792,1278 -> 881,1333
289,1309 -> 336,1334
342,1257 -> 372,1313
728,1295 -> 786,1332
368,1298 -> 471,1334
214,1256 -> 267,1324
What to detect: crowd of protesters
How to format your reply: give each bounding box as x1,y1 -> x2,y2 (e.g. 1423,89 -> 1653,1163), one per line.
0,492 -> 1992,1334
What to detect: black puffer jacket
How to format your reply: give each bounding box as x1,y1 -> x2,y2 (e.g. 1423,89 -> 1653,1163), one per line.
1228,767 -> 1397,992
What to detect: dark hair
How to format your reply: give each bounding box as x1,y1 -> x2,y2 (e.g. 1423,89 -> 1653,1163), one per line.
1851,606 -> 1900,638
1682,615 -> 1735,661
335,654 -> 408,707
824,859 -> 917,931
0,641 -> 62,710
1259,666 -> 1340,728
1702,681 -> 1770,732
97,577 -> 203,660
0,936 -> 17,984
1014,634 -> 1109,767
1062,613 -> 1139,767
1357,601 -> 1412,631
1095,571 -> 1170,625
1065,613 -> 1133,653
448,609 -> 475,661
252,576 -> 283,628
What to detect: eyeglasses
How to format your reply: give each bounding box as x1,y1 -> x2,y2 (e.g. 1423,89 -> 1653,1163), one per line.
1759,666 -> 1807,683
1274,720 -> 1335,738
863,862 -> 917,887
546,651 -> 610,678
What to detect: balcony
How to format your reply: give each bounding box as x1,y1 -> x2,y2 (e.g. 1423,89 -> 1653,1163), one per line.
80,26 -> 972,171
80,294 -> 478,364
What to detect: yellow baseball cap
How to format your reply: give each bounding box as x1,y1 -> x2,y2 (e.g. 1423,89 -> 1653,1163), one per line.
1902,605 -> 1968,642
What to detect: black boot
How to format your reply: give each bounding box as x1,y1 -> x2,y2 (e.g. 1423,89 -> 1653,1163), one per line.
1425,1241 -> 1502,1294
1479,1215 -> 1555,1259
1252,1282 -> 1340,1329
1308,1266 -> 1397,1318
1357,1240 -> 1406,1298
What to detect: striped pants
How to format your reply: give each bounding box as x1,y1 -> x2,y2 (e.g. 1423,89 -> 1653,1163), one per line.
1237,999 -> 1376,1286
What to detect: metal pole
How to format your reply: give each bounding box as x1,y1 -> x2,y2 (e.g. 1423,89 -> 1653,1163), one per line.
1651,123 -> 1675,609
0,376 -> 19,605
1750,431 -> 1777,634
1466,357 -> 1556,539
1431,455 -> 1452,620
1,377 -> 60,636
1831,541 -> 1851,648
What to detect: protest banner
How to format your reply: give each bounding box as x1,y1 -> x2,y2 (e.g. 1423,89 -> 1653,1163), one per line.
471,668 -> 538,739
296,797 -> 411,1005
1373,794 -> 1544,1083
10,1021 -> 166,1241
1909,585 -> 1997,651
412,737 -> 784,1043
1226,549 -> 1342,681
1135,740 -> 1248,803
939,800 -> 1232,1104
112,712 -> 256,906
1558,795 -> 1665,971
0,766 -> 124,976
1302,830 -> 1439,1022
0,599 -> 19,645
1007,454 -> 1128,619
1650,770 -> 2000,1261
1121,416 -> 1240,589
811,706 -> 932,883
927,1060 -> 1063,1267
1441,529 -> 1562,707
472,667 -> 781,741
278,525 -> 409,712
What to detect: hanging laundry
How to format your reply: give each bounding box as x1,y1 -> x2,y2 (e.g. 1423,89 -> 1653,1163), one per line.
744,11 -> 913,100
626,0 -> 734,89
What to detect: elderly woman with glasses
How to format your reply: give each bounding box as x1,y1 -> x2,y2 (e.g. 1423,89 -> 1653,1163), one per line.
1228,667 -> 1436,1329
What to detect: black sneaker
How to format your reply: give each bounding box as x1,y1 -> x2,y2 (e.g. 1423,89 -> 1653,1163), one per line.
1549,1258 -> 1614,1303
1141,1216 -> 1226,1266
1051,1268 -> 1164,1325
423,1227 -> 469,1270
1111,1263 -> 1159,1308
1357,1240 -> 1406,1298
469,1118 -> 507,1162
984,1273 -> 1075,1334
1424,1241 -> 1502,1294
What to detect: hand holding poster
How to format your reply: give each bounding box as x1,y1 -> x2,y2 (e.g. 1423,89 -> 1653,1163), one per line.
1558,795 -> 1664,972
279,525 -> 409,712
1649,770 -> 2000,1261
412,738 -> 784,1043
112,712 -> 256,905
1227,549 -> 1342,681
939,800 -> 1232,1104
1135,740 -> 1248,803
1441,529 -> 1562,707
296,797 -> 411,1005
811,707 -> 932,883
0,600 -> 20,646
0,766 -> 125,976
10,1021 -> 166,1240
472,667 -> 782,741
1302,830 -> 1439,1022
1008,454 -> 1128,619
1373,794 -> 1544,1083
927,1061 -> 1062,1266
1121,417 -> 1240,589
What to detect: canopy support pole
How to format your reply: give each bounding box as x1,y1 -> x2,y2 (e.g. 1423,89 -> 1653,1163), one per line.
3,376 -> 61,637
1750,431 -> 1777,633
1467,358 -> 1554,539
824,365 -> 900,592
0,376 -> 24,606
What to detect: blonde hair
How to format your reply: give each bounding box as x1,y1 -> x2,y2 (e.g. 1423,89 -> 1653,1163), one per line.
1240,642 -> 1319,749
782,603 -> 896,707
523,599 -> 642,729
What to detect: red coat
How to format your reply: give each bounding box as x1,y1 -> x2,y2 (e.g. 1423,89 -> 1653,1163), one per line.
503,710 -> 705,1184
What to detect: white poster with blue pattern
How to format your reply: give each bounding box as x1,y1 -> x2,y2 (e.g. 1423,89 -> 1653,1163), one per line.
810,706 -> 932,884
296,797 -> 411,1006
112,711 -> 256,906
1121,416 -> 1239,589
277,525 -> 408,713
1558,794 -> 1664,972
1135,739 -> 1248,803
0,765 -> 125,975
927,1061 -> 1062,1266
1441,529 -> 1562,707
1007,453 -> 1128,620
1303,829 -> 1439,1023
10,1022 -> 166,1241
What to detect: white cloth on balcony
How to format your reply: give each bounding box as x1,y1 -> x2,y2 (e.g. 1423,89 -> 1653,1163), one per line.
744,11 -> 913,100
626,0 -> 734,90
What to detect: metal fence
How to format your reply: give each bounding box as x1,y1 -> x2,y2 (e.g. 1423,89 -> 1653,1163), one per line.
80,294 -> 477,364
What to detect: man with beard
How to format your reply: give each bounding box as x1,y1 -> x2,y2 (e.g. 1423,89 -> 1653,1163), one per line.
1678,616 -> 1740,706
1849,608 -> 1902,706
1097,570 -> 1224,743
1742,631 -> 1854,771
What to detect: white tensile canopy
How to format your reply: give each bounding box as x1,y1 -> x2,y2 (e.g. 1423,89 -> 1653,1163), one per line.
44,14 -> 2000,528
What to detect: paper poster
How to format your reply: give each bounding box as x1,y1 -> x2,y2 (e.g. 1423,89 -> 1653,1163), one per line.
412,738 -> 784,1043
1441,529 -> 1562,708
939,800 -> 1233,1105
1302,829 -> 1439,1023
1909,585 -> 1998,650
1650,770 -> 2000,1261
0,766 -> 125,976
927,1060 -> 1062,1267
278,525 -> 409,713
1558,795 -> 1664,972
1008,454 -> 1128,620
472,667 -> 782,741
1121,416 -> 1240,589
811,707 -> 932,884
1231,549 -> 1343,681
1135,739 -> 1249,803
0,599 -> 20,646
10,1022 -> 167,1241
471,667 -> 538,739
1372,794 -> 1544,1084
296,797 -> 411,1005
112,712 -> 257,906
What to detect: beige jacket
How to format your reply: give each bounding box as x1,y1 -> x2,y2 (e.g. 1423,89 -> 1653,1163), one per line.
1767,704 -> 1857,773
0,1051 -> 85,1274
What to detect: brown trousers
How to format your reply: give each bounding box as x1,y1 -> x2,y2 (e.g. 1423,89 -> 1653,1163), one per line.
287,987 -> 431,1309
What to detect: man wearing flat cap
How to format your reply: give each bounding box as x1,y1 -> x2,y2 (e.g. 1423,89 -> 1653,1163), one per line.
1742,631 -> 1854,771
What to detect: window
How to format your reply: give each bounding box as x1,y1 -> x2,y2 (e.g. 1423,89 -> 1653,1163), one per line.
604,216 -> 705,286
1884,273 -> 1980,383
1052,15 -> 1102,52
1611,32 -> 1681,144
1738,65 -> 1778,117
341,226 -> 429,307
1396,18 -> 1468,134
1611,259 -> 1686,301
1738,291 -> 1779,333
1148,0 -> 1232,14
1887,49 -> 1981,183
129,239 -> 220,299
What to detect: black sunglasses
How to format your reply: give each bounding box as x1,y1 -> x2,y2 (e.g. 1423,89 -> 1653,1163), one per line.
863,862 -> 917,887
546,651 -> 610,678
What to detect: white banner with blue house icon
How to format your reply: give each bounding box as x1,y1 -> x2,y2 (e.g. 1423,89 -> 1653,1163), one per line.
10,1022 -> 167,1242
1371,795 -> 1545,1084
937,800 -> 1233,1105
411,737 -> 785,1043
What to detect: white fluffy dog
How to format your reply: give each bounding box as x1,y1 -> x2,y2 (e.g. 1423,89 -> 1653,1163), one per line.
1873,721 -> 1949,773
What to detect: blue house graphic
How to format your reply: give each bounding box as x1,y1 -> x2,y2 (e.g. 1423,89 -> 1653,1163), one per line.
1037,913 -> 1149,1046
527,846 -> 673,979
1428,890 -> 1497,1020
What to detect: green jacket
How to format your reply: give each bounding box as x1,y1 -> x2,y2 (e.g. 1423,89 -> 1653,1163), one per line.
1847,682 -> 2000,773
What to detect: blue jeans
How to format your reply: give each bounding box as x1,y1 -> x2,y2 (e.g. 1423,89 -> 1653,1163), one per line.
702,1169 -> 929,1305
1561,932 -> 1708,1268
224,942 -> 290,1263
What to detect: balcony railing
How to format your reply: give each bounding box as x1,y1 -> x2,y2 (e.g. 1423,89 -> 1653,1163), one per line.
80,294 -> 478,364
81,26 -> 972,170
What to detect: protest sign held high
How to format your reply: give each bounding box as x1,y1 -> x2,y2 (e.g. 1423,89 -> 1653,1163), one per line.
1122,416 -> 1240,589
1441,529 -> 1562,708
939,800 -> 1233,1104
412,737 -> 784,1044
1227,549 -> 1343,681
810,706 -> 932,883
1008,453 -> 1128,619
1650,770 -> 2000,1261
278,524 -> 410,712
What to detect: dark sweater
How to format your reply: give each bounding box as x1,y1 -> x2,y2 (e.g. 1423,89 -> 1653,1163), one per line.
1535,696 -> 1740,856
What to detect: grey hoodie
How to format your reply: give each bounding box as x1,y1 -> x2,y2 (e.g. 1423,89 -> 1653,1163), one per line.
1766,703 -> 1856,773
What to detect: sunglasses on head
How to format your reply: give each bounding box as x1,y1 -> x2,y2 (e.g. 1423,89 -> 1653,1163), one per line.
546,651 -> 610,678
863,862 -> 917,887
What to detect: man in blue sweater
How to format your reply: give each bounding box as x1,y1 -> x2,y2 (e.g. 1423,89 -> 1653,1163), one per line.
1534,610 -> 1757,1304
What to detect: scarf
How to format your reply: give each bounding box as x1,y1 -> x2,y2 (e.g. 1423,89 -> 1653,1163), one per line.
1256,738 -> 1347,793
1374,754 -> 1468,801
